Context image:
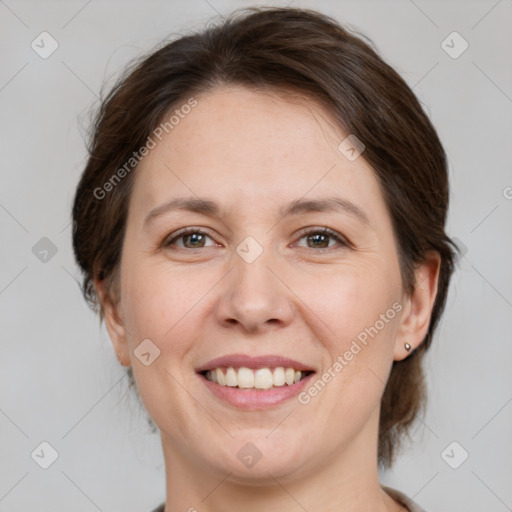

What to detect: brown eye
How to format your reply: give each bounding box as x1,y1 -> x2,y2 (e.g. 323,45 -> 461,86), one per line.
306,232 -> 331,249
164,229 -> 216,249
295,228 -> 349,250
180,232 -> 208,248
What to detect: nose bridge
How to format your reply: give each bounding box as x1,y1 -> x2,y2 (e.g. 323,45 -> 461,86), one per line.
216,235 -> 293,331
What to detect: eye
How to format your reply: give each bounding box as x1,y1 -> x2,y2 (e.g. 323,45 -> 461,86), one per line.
163,228 -> 218,249
162,226 -> 350,251
294,227 -> 349,250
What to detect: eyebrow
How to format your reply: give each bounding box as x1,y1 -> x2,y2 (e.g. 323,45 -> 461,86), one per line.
143,196 -> 370,227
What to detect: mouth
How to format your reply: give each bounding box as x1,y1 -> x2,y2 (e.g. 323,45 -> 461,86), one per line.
195,354 -> 316,409
201,366 -> 314,390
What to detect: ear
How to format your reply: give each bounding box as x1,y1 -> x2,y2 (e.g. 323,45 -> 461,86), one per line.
394,252 -> 441,361
94,277 -> 131,367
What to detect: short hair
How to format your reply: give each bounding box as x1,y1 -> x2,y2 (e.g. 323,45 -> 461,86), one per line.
72,6 -> 456,469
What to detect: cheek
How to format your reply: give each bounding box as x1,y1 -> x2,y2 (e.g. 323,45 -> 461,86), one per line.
120,257 -> 216,350
119,259 -> 210,420
301,262 -> 401,412
291,265 -> 402,455
302,260 -> 402,348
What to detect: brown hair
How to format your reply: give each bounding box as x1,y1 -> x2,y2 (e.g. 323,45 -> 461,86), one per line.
72,6 -> 456,469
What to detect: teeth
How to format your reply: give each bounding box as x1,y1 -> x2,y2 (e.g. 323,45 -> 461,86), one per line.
216,368 -> 226,386
254,368 -> 273,389
273,367 -> 285,386
225,367 -> 237,387
237,367 -> 254,388
205,366 -> 310,389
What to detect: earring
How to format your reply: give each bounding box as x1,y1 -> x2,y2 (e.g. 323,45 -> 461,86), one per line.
404,342 -> 412,352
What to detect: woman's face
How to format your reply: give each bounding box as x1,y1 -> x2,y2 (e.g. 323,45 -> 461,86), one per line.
100,85 -> 434,483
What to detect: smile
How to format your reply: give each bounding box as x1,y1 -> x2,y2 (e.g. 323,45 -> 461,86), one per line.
203,366 -> 313,390
196,354 -> 316,409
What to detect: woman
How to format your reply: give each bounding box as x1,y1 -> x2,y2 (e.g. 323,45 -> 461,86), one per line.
72,7 -> 456,511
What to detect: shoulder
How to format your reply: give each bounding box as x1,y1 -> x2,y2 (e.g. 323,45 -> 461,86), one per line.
382,485 -> 428,512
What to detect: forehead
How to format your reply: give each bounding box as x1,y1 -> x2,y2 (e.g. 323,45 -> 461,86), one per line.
129,85 -> 385,222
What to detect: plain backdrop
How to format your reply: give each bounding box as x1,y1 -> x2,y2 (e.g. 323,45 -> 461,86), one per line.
1,1 -> 511,511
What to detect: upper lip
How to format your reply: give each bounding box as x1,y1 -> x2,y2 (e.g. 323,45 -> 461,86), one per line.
196,354 -> 315,373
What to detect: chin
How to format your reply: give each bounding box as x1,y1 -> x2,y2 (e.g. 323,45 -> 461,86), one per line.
208,434 -> 309,484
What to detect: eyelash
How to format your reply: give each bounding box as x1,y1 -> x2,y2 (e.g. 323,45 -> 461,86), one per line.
162,227 -> 350,252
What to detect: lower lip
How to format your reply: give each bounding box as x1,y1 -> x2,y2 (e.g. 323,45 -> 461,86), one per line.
199,373 -> 315,409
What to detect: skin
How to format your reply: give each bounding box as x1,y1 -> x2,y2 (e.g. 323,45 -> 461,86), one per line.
96,85 -> 440,512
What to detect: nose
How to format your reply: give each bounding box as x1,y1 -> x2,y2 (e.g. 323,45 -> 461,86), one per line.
215,247 -> 294,333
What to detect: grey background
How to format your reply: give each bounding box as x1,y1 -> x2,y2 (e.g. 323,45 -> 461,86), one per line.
1,0 -> 511,510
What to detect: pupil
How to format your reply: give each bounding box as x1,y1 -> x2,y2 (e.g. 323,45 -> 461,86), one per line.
310,233 -> 328,248
183,233 -> 330,249
186,233 -> 204,247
